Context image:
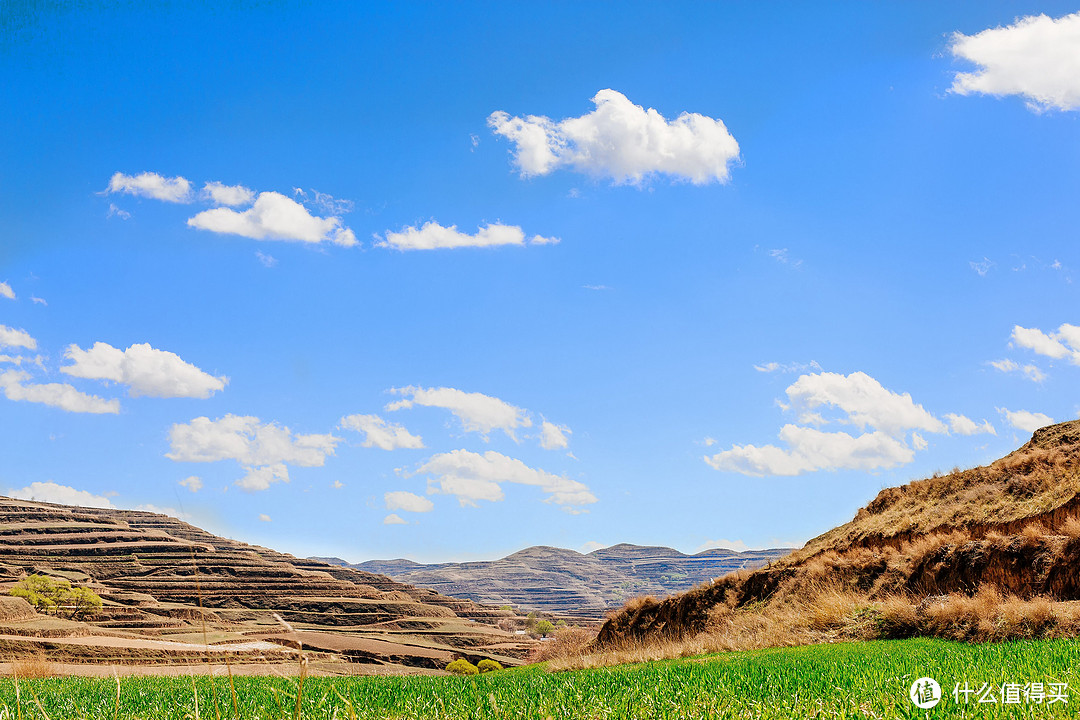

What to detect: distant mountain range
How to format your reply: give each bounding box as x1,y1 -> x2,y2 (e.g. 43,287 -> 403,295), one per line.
313,544 -> 794,617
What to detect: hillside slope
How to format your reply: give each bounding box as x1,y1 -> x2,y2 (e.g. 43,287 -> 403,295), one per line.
335,543 -> 789,617
0,497 -> 529,672
598,420 -> 1080,648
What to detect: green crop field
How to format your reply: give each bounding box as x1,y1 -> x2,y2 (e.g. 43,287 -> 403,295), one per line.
3,638 -> 1080,719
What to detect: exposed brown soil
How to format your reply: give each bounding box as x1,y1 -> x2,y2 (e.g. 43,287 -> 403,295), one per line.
597,420 -> 1080,651
0,497 -> 535,674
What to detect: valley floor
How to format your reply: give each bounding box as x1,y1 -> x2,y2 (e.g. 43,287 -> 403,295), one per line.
4,637 -> 1080,718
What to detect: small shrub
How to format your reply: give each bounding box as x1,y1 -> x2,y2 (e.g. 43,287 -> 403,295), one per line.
477,659 -> 502,673
445,659 -> 478,676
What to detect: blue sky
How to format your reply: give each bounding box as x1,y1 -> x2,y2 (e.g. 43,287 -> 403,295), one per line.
2,2 -> 1079,562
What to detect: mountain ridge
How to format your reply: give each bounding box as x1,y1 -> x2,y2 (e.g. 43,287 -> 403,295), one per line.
326,543 -> 791,617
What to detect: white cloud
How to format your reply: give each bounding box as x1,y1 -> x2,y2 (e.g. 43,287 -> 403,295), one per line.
539,420 -> 571,450
255,251 -> 277,268
0,326 -> 36,350
949,12 -> 1080,112
970,258 -> 994,276
705,425 -> 915,477
784,371 -> 947,436
202,181 -> 256,207
753,360 -> 822,374
1023,365 -> 1048,382
188,191 -> 357,247
179,476 -> 203,493
167,415 -> 339,466
378,221 -> 556,250
580,541 -> 607,553
331,480 -> 344,489
0,370 -> 120,414
107,204 -> 131,220
166,415 -> 340,492
990,359 -> 1019,372
696,538 -> 751,553
705,371 -> 958,477
8,481 -> 115,509
259,513 -> 272,522
307,190 -> 354,216
340,413 -> 424,450
30,296 -> 46,306
488,89 -> 740,185
998,408 -> 1054,433
62,342 -> 227,399
383,513 -> 407,525
0,282 -> 14,300
415,449 -> 596,509
108,172 -> 192,203
768,248 -> 802,268
1012,324 -> 1080,364
945,413 -> 996,436
384,490 -> 435,513
387,386 -> 532,440
236,463 -> 289,492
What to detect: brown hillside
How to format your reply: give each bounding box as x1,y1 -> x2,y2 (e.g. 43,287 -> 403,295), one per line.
595,420 -> 1080,654
0,497 -> 531,673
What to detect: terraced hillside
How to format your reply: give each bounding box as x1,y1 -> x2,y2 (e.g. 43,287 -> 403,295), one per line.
334,543 -> 789,617
0,497 -> 530,673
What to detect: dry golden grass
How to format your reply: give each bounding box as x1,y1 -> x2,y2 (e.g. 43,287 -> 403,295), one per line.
562,582 -> 1080,670
11,654 -> 57,678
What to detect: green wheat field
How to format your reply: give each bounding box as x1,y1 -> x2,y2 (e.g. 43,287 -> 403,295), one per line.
4,638 -> 1079,719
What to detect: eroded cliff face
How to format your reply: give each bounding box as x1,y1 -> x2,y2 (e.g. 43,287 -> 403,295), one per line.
598,420 -> 1080,647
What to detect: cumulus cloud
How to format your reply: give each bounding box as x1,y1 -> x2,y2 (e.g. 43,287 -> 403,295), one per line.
259,513 -> 272,522
488,89 -> 740,185
1011,324 -> 1080,364
581,541 -> 607,553
8,481 -> 115,508
705,371 -> 955,477
0,370 -> 120,414
0,282 -> 13,300
384,490 -> 435,513
188,191 -> 357,247
539,420 -> 571,450
340,413 -> 424,450
378,221 -> 557,250
108,172 -> 192,203
61,342 -> 227,399
0,326 -> 36,350
387,386 -> 532,440
705,425 -> 915,477
999,408 -> 1054,433
202,181 -> 256,207
415,449 -> 596,510
949,12 -> 1080,111
179,476 -> 203,492
784,371 -> 947,436
383,513 -> 407,525
236,463 -> 289,492
945,413 -> 996,436
166,414 -> 340,492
